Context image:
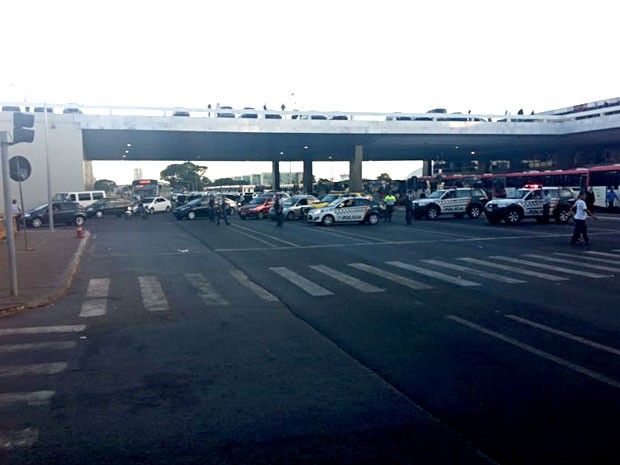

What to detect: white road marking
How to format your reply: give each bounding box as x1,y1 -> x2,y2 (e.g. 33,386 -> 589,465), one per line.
185,273 -> 229,305
0,341 -> 77,353
348,263 -> 433,290
446,315 -> 620,390
0,362 -> 68,378
505,314 -> 620,356
387,261 -> 481,287
80,278 -> 110,317
139,276 -> 170,311
457,258 -> 568,281
269,267 -> 334,297
0,391 -> 55,408
554,252 -> 620,266
310,265 -> 385,293
0,325 -> 86,336
584,251 -> 620,259
229,270 -> 279,302
85,278 -> 110,298
0,427 -> 39,450
490,256 -> 611,278
524,254 -> 620,273
422,259 -> 526,284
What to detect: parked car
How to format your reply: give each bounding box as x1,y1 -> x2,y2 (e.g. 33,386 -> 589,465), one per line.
484,186 -> 576,224
21,202 -> 86,228
217,106 -> 235,118
306,196 -> 385,226
85,198 -> 132,219
268,194 -> 320,220
137,197 -> 172,214
173,197 -> 212,220
238,192 -> 289,220
312,192 -> 368,209
412,188 -> 489,220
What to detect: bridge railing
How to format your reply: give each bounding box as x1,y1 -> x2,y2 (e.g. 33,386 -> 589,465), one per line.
2,101 -> 620,124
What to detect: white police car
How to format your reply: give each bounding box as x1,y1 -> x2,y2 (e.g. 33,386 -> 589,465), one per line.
485,186 -> 576,224
412,188 -> 489,220
306,196 -> 384,226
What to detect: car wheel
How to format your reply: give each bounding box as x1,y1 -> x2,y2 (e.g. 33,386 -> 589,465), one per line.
149,208 -> 155,214
321,215 -> 335,226
75,216 -> 85,226
187,211 -> 196,220
505,207 -> 523,224
367,213 -> 379,225
31,217 -> 43,228
258,211 -> 266,220
165,206 -> 171,212
287,211 -> 296,221
554,207 -> 571,223
467,204 -> 482,219
95,210 -> 104,219
426,205 -> 440,220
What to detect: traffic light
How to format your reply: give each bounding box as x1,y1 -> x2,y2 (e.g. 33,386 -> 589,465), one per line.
13,111 -> 35,144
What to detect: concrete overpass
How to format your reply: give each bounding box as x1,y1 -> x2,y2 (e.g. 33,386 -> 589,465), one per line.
1,100 -> 620,211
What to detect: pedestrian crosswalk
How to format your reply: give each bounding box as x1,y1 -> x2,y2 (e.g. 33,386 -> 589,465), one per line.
69,250 -> 620,315
0,324 -> 85,450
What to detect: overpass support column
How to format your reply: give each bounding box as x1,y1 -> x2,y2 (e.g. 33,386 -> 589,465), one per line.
303,158 -> 313,194
349,145 -> 363,192
272,161 -> 280,191
422,160 -> 433,176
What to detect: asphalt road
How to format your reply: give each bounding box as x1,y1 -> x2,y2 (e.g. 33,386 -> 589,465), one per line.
2,209 -> 620,464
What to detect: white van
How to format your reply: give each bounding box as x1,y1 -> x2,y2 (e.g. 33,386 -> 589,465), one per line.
52,191 -> 106,208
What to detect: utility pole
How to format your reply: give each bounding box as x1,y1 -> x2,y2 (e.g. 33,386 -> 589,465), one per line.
1,131 -> 18,295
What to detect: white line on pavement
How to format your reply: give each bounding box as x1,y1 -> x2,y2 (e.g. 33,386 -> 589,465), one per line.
185,273 -> 229,305
0,325 -> 86,337
0,427 -> 39,450
0,362 -> 68,378
457,258 -> 568,281
387,261 -> 481,287
0,341 -> 77,353
446,315 -> 620,390
0,391 -> 55,408
348,263 -> 433,290
269,267 -> 334,297
229,269 -> 280,302
310,265 -> 385,293
139,276 -> 170,311
490,256 -> 611,278
524,254 -> 620,273
505,314 -> 620,356
422,259 -> 526,284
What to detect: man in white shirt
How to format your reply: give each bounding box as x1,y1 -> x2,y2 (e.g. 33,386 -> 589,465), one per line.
570,192 -> 595,245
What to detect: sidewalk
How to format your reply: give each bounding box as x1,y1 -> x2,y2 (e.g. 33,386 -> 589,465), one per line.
0,228 -> 90,315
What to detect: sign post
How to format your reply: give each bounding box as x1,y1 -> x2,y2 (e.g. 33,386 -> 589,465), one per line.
9,155 -> 32,250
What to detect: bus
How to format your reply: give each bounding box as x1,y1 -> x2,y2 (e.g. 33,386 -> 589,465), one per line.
131,179 -> 172,200
409,164 -> 620,208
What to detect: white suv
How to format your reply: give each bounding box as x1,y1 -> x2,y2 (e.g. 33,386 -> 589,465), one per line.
484,187 -> 576,224
412,188 -> 489,220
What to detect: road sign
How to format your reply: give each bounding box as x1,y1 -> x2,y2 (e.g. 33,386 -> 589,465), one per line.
9,155 -> 32,182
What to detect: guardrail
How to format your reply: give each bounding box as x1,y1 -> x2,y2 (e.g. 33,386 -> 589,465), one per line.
2,101 -> 620,124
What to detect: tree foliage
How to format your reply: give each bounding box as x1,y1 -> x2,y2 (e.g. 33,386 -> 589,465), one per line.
160,162 -> 211,191
377,173 -> 392,181
94,179 -> 117,193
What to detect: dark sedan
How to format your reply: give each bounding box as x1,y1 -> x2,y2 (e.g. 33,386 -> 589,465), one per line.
85,198 -> 131,219
173,197 -> 213,220
21,202 -> 86,228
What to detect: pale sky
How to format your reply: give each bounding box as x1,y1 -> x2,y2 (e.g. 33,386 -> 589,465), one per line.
2,0 -> 618,184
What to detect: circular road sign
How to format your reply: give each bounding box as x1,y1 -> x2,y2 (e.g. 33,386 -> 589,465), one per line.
9,156 -> 32,182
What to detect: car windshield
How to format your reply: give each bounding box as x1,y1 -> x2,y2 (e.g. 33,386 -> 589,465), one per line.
30,204 -> 49,213
142,197 -> 154,203
184,198 -> 203,207
506,189 -> 534,199
321,194 -> 337,203
248,198 -> 266,205
428,190 -> 446,199
283,199 -> 295,207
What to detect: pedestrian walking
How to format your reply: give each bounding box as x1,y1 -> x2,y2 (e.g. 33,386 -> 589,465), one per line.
208,195 -> 216,222
404,190 -> 414,225
275,193 -> 284,227
383,192 -> 396,223
605,186 -> 618,212
216,195 -> 230,225
541,189 -> 551,224
570,192 -> 596,245
585,187 -> 596,212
